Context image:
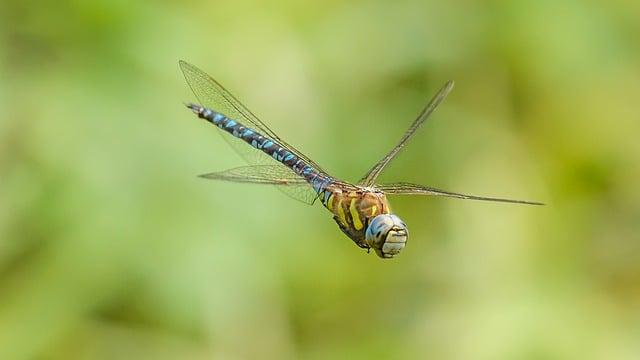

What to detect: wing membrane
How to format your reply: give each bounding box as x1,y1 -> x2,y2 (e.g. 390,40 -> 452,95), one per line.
359,81 -> 454,186
377,182 -> 543,205
180,60 -> 323,204
179,60 -> 327,173
200,165 -> 318,204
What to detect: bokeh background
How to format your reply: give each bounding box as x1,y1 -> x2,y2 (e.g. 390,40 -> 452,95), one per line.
1,1 -> 639,359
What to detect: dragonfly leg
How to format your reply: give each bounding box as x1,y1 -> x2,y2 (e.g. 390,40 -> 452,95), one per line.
332,216 -> 370,250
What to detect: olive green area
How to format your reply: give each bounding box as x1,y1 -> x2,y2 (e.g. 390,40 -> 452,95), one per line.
1,1 -> 639,359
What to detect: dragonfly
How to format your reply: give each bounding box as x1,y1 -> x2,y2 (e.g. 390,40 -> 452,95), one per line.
180,60 -> 543,259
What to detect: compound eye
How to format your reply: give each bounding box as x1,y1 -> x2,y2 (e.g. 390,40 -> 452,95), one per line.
365,214 -> 408,258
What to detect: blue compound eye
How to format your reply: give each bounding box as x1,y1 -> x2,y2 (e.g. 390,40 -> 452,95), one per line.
365,214 -> 408,259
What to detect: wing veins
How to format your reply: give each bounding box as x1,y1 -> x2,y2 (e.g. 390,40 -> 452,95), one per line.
179,60 -> 329,175
378,182 -> 543,205
198,165 -> 318,204
359,80 -> 454,186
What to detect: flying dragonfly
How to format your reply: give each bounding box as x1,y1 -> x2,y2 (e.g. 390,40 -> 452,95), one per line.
180,60 -> 542,259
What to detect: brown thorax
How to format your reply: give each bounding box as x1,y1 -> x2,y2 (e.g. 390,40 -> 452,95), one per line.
323,185 -> 391,248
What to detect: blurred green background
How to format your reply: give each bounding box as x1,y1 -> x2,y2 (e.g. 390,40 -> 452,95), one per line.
1,0 -> 639,359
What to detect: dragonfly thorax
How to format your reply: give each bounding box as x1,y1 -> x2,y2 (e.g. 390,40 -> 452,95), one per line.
322,186 -> 404,257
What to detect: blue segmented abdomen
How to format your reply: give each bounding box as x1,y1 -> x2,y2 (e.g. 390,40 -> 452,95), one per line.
192,104 -> 333,195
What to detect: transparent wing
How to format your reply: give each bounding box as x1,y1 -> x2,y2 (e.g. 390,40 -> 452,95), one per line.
359,81 -> 454,186
180,60 -> 323,204
377,182 -> 543,205
179,60 -> 328,172
200,165 -> 319,204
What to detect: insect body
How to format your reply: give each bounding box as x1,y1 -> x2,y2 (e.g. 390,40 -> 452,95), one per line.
180,61 -> 542,259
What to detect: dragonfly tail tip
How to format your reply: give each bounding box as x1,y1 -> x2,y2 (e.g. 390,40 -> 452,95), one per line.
184,102 -> 201,113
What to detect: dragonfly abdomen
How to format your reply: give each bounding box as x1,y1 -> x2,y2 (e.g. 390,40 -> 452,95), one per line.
189,104 -> 333,195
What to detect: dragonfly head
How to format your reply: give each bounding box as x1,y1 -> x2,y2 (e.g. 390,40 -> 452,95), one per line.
365,214 -> 408,259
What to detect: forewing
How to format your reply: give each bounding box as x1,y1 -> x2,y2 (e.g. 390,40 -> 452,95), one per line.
200,165 -> 319,205
377,182 -> 543,205
179,60 -> 327,173
359,81 -> 454,186
180,60 -> 325,204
